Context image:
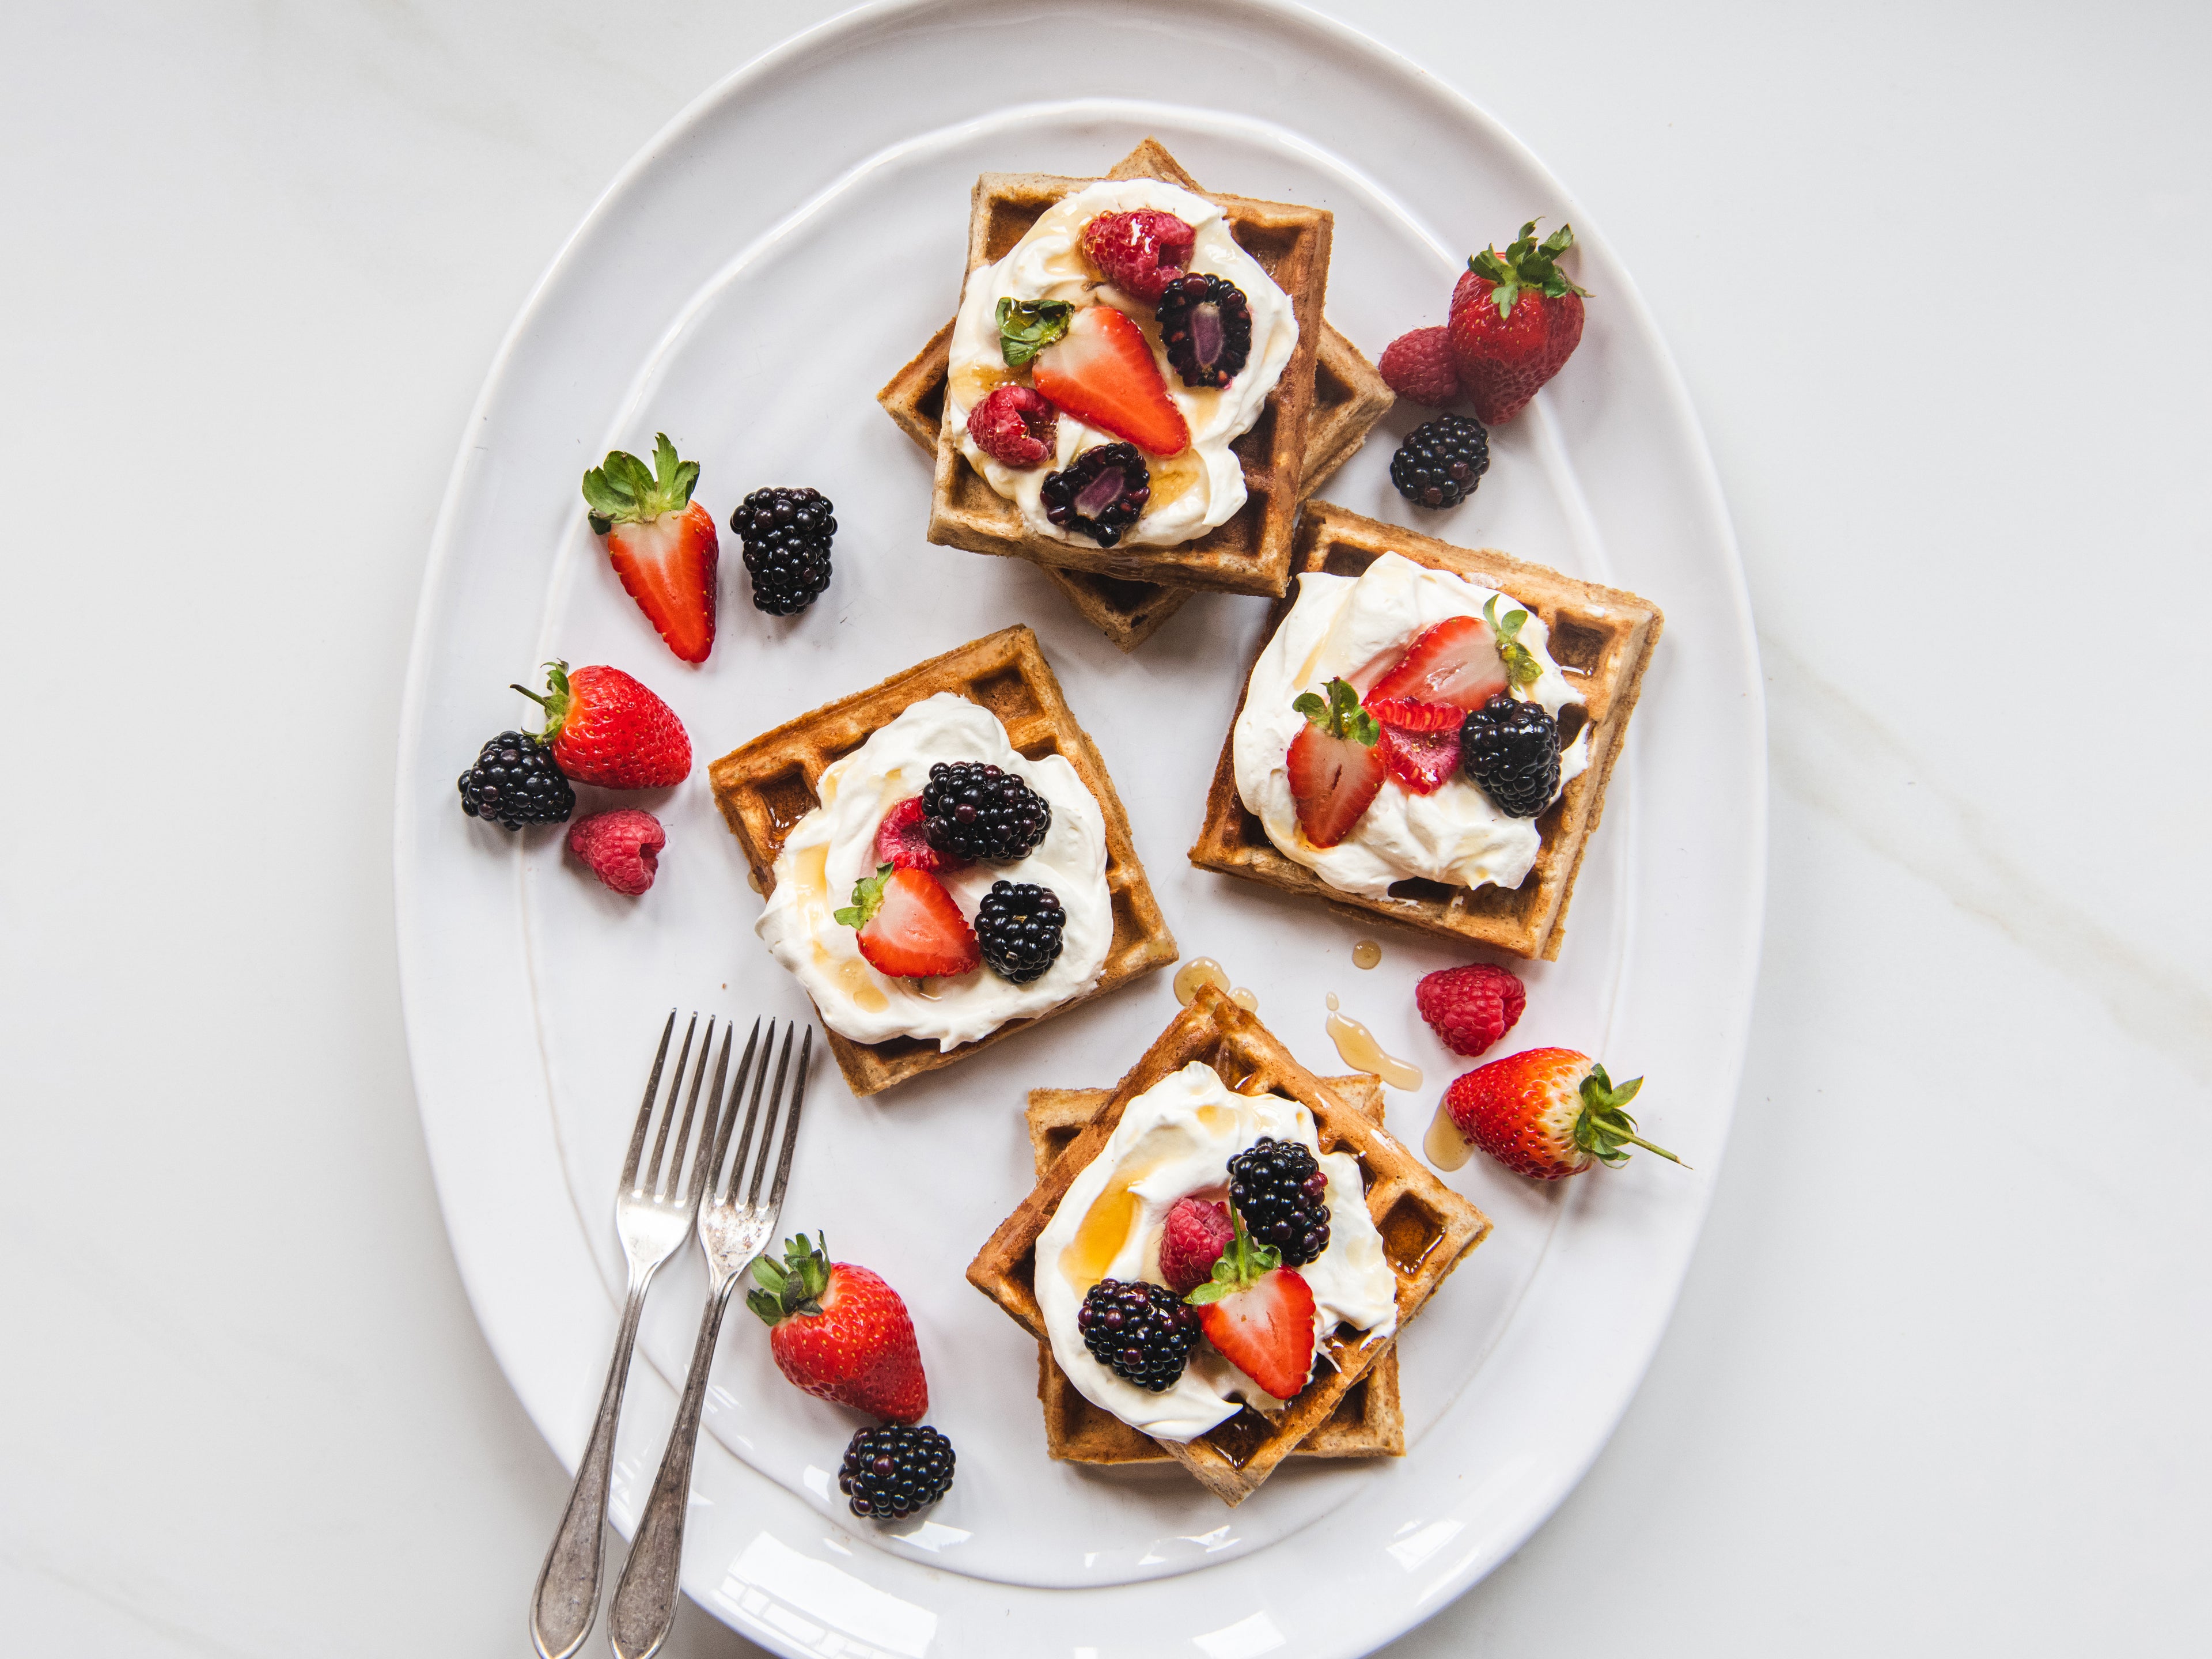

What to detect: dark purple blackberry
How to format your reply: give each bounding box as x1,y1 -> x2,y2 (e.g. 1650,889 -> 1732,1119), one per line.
457,730 -> 573,831
1155,271 -> 1253,389
921,760 -> 1051,863
1460,693 -> 1560,818
1226,1138 -> 1331,1267
975,881 -> 1065,983
732,486 -> 835,615
1389,413 -> 1491,509
1077,1278 -> 1199,1391
836,1423 -> 955,1521
1039,443 -> 1149,546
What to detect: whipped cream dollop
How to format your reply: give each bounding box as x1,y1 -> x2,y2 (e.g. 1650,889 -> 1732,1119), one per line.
1233,552 -> 1592,900
945,178 -> 1298,548
1033,1062 -> 1398,1444
755,694 -> 1111,1050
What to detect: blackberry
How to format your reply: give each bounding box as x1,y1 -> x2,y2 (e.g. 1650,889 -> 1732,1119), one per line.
732,486 -> 835,615
457,731 -> 573,831
1227,1138 -> 1331,1267
975,881 -> 1066,983
1077,1278 -> 1199,1392
1155,271 -> 1253,389
1389,413 -> 1491,510
1040,443 -> 1149,547
1460,693 -> 1560,818
921,760 -> 1051,863
836,1423 -> 955,1521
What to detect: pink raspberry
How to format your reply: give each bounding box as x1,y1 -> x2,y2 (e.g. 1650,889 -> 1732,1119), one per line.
566,808 -> 664,896
965,384 -> 1058,468
1378,326 -> 1462,407
874,796 -> 967,874
1159,1197 -> 1235,1295
1414,963 -> 1527,1057
1080,209 -> 1196,303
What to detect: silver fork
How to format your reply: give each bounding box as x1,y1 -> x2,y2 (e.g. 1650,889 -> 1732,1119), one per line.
608,1020 -> 813,1659
529,1012 -> 732,1659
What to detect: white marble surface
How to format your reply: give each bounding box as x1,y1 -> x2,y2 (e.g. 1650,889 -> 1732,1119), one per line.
2,1 -> 2206,1653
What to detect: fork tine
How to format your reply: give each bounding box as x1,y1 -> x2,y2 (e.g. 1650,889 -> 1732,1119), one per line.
642,1014 -> 698,1195
762,1026 -> 812,1214
620,1010 -> 678,1190
706,1020 -> 763,1200
677,1022 -> 734,1207
722,1020 -> 778,1205
745,1023 -> 797,1208
662,1016 -> 718,1201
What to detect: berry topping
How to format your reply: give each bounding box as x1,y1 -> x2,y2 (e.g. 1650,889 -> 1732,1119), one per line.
1377,326 -> 1463,407
1448,220 -> 1589,425
834,863 -> 982,980
921,760 -> 1052,862
1389,412 -> 1491,509
731,486 -> 835,616
1415,962 -> 1528,1058
1154,272 -> 1253,389
581,434 -> 719,663
1443,1050 -> 1677,1181
1361,696 -> 1463,732
1460,693 -> 1561,818
838,1423 -> 955,1521
1032,305 -> 1191,456
975,881 -> 1066,984
1286,677 -> 1385,850
1374,719 -> 1465,796
1039,442 -> 1152,547
1158,1197 -> 1236,1296
965,384 -> 1059,468
1077,1278 -> 1199,1392
1080,209 -> 1196,302
1184,1209 -> 1319,1402
748,1234 -> 930,1422
565,808 -> 665,895
1368,615 -> 1510,712
874,796 -> 968,874
1226,1138 -> 1331,1267
511,660 -> 691,789
997,296 -> 1074,368
457,731 -> 574,831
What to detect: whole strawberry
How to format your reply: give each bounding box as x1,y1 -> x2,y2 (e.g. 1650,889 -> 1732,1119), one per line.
1447,221 -> 1589,426
511,660 -> 690,789
1442,1048 -> 1678,1181
748,1234 -> 928,1423
1415,963 -> 1527,1057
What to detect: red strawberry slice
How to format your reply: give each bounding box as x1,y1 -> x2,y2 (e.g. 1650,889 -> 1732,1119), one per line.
1032,305 -> 1190,457
873,797 -> 968,874
1362,695 -> 1461,732
1366,616 -> 1509,711
1286,677 -> 1385,849
1376,721 -> 1463,795
582,435 -> 719,664
1196,1266 -> 1317,1400
835,864 -> 980,979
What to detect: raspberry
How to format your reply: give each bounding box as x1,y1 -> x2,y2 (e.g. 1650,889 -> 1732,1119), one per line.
1080,209 -> 1195,302
566,808 -> 665,895
965,384 -> 1058,468
874,796 -> 967,874
1414,962 -> 1527,1058
1158,1198 -> 1234,1296
1378,326 -> 1462,407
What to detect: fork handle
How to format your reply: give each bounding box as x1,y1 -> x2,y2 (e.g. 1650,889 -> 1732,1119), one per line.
607,1275 -> 741,1659
531,1268 -> 654,1659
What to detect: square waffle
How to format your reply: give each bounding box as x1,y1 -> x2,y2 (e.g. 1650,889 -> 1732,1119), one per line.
707,625 -> 1177,1097
967,984 -> 1490,1505
1188,500 -> 1665,961
1022,1076 -> 1404,1465
903,138 -> 1346,601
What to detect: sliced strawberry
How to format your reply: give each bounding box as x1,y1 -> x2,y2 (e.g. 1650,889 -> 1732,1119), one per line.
1362,695 -> 1462,732
1286,678 -> 1385,849
835,863 -> 980,979
1366,615 -> 1509,711
1185,1206 -> 1319,1400
583,435 -> 719,664
873,797 -> 968,874
1376,721 -> 1463,795
1032,305 -> 1190,457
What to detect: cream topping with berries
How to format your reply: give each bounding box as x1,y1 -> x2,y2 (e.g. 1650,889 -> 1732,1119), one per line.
755,695 -> 1111,1050
946,179 -> 1298,547
1034,1062 -> 1397,1444
1233,552 -> 1592,899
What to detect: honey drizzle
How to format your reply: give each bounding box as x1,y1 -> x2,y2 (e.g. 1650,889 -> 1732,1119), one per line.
1323,994 -> 1423,1091
1423,1100 -> 1473,1171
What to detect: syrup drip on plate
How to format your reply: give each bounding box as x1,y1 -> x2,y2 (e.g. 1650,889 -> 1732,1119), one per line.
1351,940 -> 1381,970
1323,994 -> 1422,1091
1173,957 -> 1259,1013
1423,1100 -> 1473,1171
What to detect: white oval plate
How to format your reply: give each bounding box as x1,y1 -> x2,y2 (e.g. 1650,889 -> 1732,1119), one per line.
396,0 -> 1764,1651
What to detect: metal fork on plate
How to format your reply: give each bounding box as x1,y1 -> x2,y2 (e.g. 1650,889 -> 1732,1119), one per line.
608,1019 -> 813,1659
529,1012 -> 733,1659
